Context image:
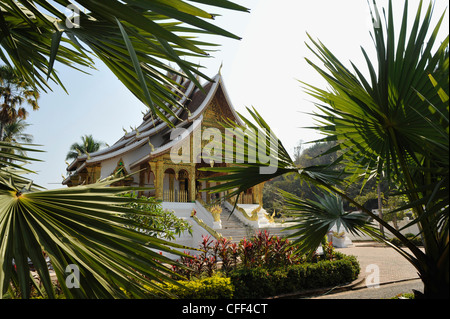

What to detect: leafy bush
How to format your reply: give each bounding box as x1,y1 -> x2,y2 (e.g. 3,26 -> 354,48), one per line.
150,275 -> 234,299
120,193 -> 192,240
172,236 -> 222,280
391,292 -> 415,299
151,254 -> 359,299
227,267 -> 276,298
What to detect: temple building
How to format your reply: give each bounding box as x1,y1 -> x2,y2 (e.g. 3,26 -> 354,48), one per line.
63,72 -> 297,251
63,72 -> 263,207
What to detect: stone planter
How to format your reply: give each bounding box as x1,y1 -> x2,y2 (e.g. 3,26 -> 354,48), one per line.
211,211 -> 221,222
332,236 -> 347,248
212,220 -> 222,229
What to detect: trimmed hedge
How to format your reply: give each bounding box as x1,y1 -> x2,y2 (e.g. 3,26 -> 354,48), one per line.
229,252 -> 360,298
150,275 -> 235,299
150,252 -> 359,299
389,233 -> 423,247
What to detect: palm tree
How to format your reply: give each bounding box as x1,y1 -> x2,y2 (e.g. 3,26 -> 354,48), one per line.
1,119 -> 33,160
203,0 -> 448,299
0,0 -> 249,299
0,65 -> 39,141
66,134 -> 106,161
2,119 -> 33,143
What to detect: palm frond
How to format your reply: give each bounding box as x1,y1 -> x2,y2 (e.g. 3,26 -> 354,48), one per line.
200,107 -> 298,200
302,0 -> 448,186
201,107 -> 352,214
281,190 -> 379,254
301,0 -> 448,296
0,175 -> 189,298
0,0 -> 249,125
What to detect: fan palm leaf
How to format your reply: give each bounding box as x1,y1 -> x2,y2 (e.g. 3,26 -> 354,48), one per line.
0,0 -> 249,125
1,0 -> 249,299
203,0 -> 448,298
1,143 -> 190,299
202,107 -> 420,253
281,190 -> 379,254
201,107 -> 298,200
0,170 -> 190,299
302,0 -> 448,298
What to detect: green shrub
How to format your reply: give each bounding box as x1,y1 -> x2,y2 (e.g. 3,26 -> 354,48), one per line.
150,253 -> 359,299
390,233 -> 423,247
391,292 -> 415,299
229,253 -> 360,299
227,268 -> 275,299
150,275 -> 234,299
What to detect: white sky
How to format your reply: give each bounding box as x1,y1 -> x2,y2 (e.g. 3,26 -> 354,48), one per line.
24,0 -> 449,189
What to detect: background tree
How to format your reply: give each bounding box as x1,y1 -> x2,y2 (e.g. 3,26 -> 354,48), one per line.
0,65 -> 39,140
66,134 -> 106,161
263,140 -> 383,214
292,140 -> 303,165
264,141 -> 338,214
1,119 -> 33,160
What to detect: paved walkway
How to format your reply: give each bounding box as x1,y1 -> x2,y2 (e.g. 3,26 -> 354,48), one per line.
300,242 -> 425,299
335,242 -> 422,286
268,241 -> 424,299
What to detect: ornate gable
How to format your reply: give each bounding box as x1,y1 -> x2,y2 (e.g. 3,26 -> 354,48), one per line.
111,158 -> 134,185
202,86 -> 238,130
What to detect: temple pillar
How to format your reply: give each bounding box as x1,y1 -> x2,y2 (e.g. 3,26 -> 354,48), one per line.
205,181 -> 210,204
189,165 -> 196,202
253,182 -> 265,205
169,171 -> 174,192
85,165 -> 101,184
148,161 -> 157,198
152,160 -> 164,201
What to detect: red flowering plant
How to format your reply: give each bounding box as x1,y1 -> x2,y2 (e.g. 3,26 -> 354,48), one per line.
212,237 -> 238,274
239,231 -> 303,269
323,240 -> 336,261
172,250 -> 209,280
239,237 -> 256,269
172,231 -> 334,279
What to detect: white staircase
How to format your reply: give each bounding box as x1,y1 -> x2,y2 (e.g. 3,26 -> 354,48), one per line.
219,204 -> 296,243
160,201 -> 298,259
219,205 -> 257,243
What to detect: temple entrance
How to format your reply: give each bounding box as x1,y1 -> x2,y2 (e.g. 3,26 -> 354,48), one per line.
163,168 -> 175,202
238,188 -> 254,204
195,161 -> 227,204
139,163 -> 155,197
163,168 -> 190,202
177,169 -> 190,202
